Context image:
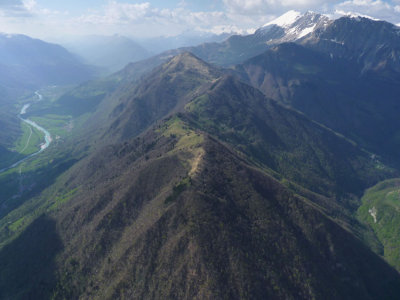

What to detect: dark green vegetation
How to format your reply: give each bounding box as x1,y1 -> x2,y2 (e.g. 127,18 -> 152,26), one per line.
2,15 -> 400,299
358,179 -> 400,271
185,75 -> 389,201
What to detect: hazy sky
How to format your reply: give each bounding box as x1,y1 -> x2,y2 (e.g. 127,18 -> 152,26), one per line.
0,0 -> 399,39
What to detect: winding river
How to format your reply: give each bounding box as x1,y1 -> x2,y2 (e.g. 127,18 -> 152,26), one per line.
0,92 -> 52,173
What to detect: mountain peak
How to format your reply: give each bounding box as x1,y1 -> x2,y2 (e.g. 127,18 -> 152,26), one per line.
264,10 -> 302,28
173,51 -> 199,60
259,11 -> 331,43
162,52 -> 216,74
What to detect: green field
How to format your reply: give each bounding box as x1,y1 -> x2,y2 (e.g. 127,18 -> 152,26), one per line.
12,121 -> 44,156
30,114 -> 73,137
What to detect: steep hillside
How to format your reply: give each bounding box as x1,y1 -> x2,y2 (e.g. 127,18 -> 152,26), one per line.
237,42 -> 400,166
1,113 -> 399,299
302,16 -> 400,74
0,53 -> 399,299
83,52 -> 222,144
67,53 -> 390,199
185,75 -> 390,201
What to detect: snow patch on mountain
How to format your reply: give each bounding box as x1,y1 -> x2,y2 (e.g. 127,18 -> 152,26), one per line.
260,11 -> 331,43
264,10 -> 302,28
291,24 -> 316,39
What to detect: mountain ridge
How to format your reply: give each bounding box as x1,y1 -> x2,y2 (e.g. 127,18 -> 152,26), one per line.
2,13 -> 400,299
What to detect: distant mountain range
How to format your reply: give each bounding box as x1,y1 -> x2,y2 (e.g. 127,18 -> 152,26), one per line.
62,35 -> 153,73
122,10 -> 400,70
60,33 -> 232,73
136,32 -> 232,54
0,33 -> 96,90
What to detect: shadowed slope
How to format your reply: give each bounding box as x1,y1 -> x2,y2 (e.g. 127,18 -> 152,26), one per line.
237,43 -> 400,166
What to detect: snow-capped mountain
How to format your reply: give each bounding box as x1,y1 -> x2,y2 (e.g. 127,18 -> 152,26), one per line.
253,10 -> 400,74
255,11 -> 331,43
130,10 -> 400,70
302,15 -> 400,74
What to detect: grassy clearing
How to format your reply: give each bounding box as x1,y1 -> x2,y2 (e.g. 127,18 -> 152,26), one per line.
161,116 -> 204,151
158,116 -> 205,175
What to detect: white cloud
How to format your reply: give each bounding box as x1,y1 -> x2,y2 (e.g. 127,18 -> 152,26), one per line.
209,24 -> 255,35
0,0 -> 400,40
222,0 -> 336,15
77,2 -> 152,25
72,2 -> 239,37
22,0 -> 36,11
334,0 -> 399,23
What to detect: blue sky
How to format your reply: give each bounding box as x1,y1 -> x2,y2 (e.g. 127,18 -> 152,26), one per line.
0,0 -> 399,39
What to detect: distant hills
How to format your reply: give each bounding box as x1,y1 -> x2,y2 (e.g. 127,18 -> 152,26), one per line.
0,33 -> 96,91
62,35 -> 153,73
61,33 -> 232,74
